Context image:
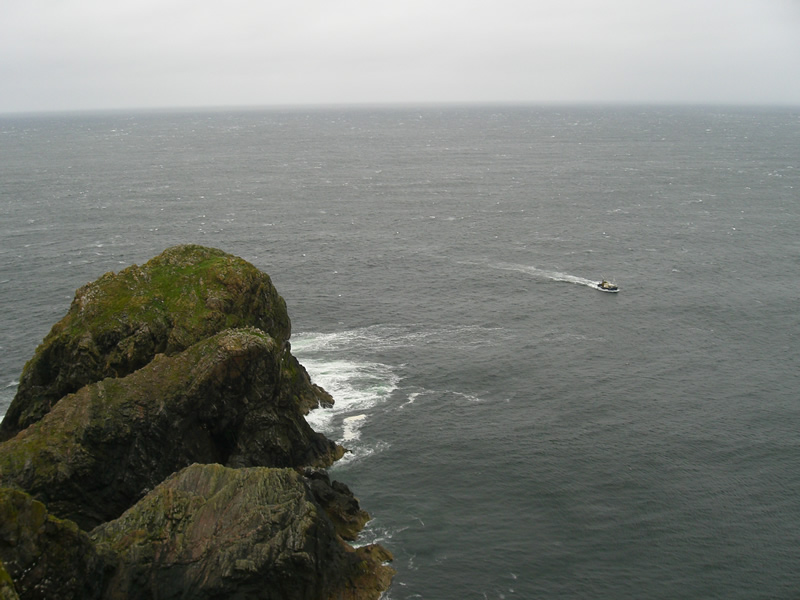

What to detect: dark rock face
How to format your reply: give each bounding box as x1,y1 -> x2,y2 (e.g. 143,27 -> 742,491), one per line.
0,328 -> 341,530
0,561 -> 18,600
92,464 -> 394,600
0,488 -> 112,600
1,245 -> 291,441
305,468 -> 371,541
0,246 -> 393,600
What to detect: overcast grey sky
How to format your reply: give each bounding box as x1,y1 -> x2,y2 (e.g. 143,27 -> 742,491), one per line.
2,0 -> 799,113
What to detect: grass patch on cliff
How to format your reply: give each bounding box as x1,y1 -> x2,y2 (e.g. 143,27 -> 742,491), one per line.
62,246 -> 288,348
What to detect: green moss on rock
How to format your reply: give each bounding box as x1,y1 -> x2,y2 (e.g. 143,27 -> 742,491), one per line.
0,328 -> 340,529
0,245 -> 393,599
0,488 -> 111,599
1,245 -> 291,440
91,464 -> 393,600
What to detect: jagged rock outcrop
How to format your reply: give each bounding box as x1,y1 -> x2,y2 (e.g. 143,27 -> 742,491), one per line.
91,464 -> 394,600
0,246 -> 394,599
0,328 -> 341,530
305,468 -> 371,541
1,245 -> 292,441
0,488 -> 112,600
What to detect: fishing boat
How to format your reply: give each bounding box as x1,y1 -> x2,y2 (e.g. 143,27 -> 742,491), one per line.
595,279 -> 619,293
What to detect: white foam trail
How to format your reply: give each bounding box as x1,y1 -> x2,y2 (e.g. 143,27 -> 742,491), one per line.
295,327 -> 498,463
353,517 -> 401,549
399,392 -> 421,409
490,261 -> 600,289
294,332 -> 399,463
301,357 -> 398,434
293,324 -> 499,355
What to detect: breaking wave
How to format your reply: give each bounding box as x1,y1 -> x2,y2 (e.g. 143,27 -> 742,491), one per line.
294,332 -> 399,464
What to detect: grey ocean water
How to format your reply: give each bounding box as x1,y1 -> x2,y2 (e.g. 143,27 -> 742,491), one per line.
1,106 -> 799,598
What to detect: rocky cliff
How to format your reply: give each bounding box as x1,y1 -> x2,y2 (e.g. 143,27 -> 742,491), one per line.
0,245 -> 394,600
0,244 -> 292,441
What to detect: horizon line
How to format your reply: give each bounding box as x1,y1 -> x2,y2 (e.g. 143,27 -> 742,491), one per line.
2,99 -> 800,118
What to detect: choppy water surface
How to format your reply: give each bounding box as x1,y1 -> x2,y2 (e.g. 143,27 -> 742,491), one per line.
1,106 -> 799,598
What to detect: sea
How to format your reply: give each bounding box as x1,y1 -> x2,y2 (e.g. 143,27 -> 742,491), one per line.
1,105 -> 798,599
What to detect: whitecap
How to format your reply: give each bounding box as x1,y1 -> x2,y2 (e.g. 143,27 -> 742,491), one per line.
353,517 -> 397,549
296,341 -> 399,457
450,390 -> 484,403
337,440 -> 391,466
342,414 -> 367,442
399,391 -> 421,409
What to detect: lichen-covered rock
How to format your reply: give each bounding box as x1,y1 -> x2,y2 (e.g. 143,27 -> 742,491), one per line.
281,351 -> 336,415
0,488 -> 111,600
0,246 -> 394,598
1,245 -> 291,440
305,468 -> 370,541
339,544 -> 397,600
91,464 -> 394,600
0,329 -> 341,529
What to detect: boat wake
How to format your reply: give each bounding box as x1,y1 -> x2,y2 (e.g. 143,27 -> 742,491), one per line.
489,261 -> 603,290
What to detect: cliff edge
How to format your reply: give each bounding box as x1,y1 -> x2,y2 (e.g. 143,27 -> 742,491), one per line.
0,245 -> 394,600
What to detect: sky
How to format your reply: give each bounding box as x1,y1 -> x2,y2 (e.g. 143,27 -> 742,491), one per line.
1,0 -> 799,113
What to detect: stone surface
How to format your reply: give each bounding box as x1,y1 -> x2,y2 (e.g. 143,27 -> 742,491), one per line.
1,245 -> 291,440
0,245 -> 394,599
91,463 -> 394,600
0,487 -> 111,600
0,328 -> 341,530
305,468 -> 371,541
